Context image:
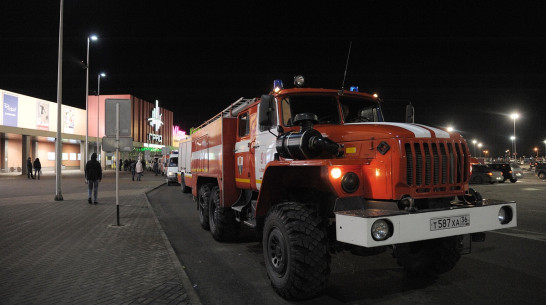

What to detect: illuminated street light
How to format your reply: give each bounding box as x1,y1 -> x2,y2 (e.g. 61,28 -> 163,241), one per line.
472,139 -> 478,157
535,147 -> 539,158
85,34 -> 98,164
446,126 -> 454,132
510,112 -> 519,159
478,143 -> 483,157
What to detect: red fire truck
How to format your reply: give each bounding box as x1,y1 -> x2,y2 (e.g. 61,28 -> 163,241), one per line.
179,76 -> 517,300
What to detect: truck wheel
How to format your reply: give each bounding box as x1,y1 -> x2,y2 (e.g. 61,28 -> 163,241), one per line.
539,172 -> 546,179
510,178 -> 517,183
180,175 -> 191,193
394,236 -> 462,277
262,203 -> 330,300
198,184 -> 212,230
209,185 -> 240,241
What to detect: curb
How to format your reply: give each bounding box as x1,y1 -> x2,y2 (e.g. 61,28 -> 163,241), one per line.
144,187 -> 203,305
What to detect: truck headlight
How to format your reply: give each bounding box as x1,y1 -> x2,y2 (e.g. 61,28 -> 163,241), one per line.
341,172 -> 359,193
498,206 -> 513,224
371,219 -> 392,241
167,172 -> 175,177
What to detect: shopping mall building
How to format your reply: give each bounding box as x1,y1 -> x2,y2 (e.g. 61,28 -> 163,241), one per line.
0,89 -> 186,174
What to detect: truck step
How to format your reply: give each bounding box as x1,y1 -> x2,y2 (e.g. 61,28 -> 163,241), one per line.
244,219 -> 256,228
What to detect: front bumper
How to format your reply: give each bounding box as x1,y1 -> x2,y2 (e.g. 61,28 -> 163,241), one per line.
166,172 -> 178,182
335,199 -> 517,247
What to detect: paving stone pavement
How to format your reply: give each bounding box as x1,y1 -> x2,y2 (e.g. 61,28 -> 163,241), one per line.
0,170 -> 200,305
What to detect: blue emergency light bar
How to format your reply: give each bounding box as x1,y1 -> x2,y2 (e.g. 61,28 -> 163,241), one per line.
350,86 -> 359,92
273,79 -> 284,92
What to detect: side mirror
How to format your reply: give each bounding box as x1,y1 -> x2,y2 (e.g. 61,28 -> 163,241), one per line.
259,94 -> 275,128
405,104 -> 414,123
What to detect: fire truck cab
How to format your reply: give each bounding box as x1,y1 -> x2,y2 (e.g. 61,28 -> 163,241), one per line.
182,76 -> 517,300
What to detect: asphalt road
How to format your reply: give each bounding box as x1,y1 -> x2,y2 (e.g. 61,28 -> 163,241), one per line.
149,171 -> 546,305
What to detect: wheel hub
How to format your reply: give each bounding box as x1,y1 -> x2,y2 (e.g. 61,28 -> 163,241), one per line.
268,228 -> 287,273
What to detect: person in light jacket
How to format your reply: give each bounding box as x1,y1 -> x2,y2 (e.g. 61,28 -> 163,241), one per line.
136,159 -> 144,181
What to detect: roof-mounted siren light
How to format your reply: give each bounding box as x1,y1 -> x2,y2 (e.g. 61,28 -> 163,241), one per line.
349,86 -> 359,92
294,75 -> 305,87
273,79 -> 284,93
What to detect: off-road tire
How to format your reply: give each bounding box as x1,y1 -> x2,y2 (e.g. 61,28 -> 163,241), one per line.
262,202 -> 330,300
180,175 -> 191,193
394,236 -> 462,277
198,184 -> 212,230
209,185 -> 240,241
538,172 -> 546,180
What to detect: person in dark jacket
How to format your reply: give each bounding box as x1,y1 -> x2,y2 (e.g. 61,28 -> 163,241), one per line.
130,159 -> 136,181
27,157 -> 34,179
33,158 -> 42,180
85,153 -> 102,204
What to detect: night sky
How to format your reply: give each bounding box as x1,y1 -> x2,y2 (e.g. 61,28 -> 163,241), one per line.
1,1 -> 545,158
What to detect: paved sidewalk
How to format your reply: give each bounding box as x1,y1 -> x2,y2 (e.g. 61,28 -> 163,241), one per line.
0,170 -> 200,305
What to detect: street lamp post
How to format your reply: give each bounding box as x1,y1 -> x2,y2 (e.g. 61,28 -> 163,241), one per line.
472,139 -> 477,157
510,113 -> 519,160
97,73 -> 106,158
510,136 -> 515,160
55,0 -> 64,201
85,35 -> 97,164
478,143 -> 483,158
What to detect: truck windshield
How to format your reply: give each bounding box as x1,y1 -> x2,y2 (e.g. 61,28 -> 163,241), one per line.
339,96 -> 382,123
168,157 -> 178,167
280,95 -> 340,126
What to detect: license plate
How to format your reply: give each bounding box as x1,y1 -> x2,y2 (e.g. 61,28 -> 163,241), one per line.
430,215 -> 470,231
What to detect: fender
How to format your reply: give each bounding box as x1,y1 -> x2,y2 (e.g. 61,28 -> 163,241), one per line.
256,160 -> 334,217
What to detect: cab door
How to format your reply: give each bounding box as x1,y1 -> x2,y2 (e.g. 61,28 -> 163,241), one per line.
234,111 -> 252,189
254,99 -> 279,190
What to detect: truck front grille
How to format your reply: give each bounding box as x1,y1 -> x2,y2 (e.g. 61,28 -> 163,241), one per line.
404,140 -> 469,190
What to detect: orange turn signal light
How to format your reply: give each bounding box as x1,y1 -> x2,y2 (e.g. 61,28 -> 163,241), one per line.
330,167 -> 342,179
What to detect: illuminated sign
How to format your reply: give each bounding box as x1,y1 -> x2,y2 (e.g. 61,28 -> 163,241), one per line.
3,94 -> 18,127
148,133 -> 163,143
148,100 -> 163,132
173,125 -> 187,140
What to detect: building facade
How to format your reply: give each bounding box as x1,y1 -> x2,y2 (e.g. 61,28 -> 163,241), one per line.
0,89 -> 177,174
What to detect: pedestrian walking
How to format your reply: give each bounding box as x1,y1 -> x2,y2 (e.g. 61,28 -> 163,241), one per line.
33,158 -> 42,180
130,159 -> 136,181
136,159 -> 144,181
85,153 -> 102,204
27,157 -> 34,179
153,160 -> 159,176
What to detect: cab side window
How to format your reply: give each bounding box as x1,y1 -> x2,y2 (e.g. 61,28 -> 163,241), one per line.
238,112 -> 249,137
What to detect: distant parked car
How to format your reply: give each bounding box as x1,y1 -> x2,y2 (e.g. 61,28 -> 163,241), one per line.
510,163 -> 524,179
536,163 -> 546,180
470,164 -> 504,184
489,163 -> 521,183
